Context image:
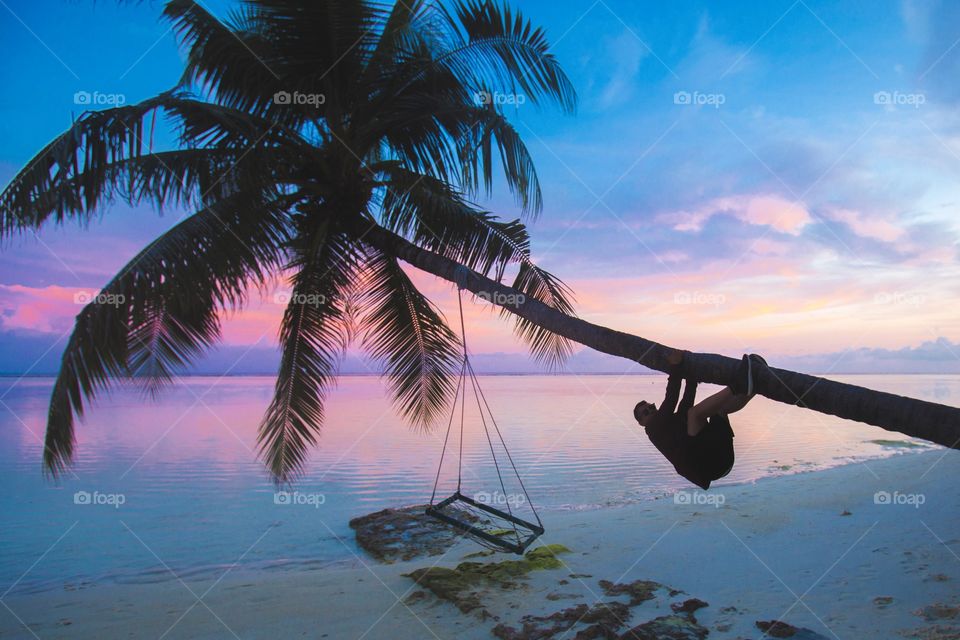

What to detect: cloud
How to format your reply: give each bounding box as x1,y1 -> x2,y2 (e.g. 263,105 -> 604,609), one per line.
823,207 -> 905,243
777,337 -> 960,374
901,0 -> 931,42
661,194 -> 813,235
0,284 -> 81,334
594,31 -> 648,109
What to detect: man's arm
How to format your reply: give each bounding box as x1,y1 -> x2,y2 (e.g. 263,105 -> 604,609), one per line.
658,374 -> 682,417
678,379 -> 698,414
656,349 -> 687,417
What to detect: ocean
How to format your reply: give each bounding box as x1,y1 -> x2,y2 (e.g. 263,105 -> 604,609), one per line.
0,373 -> 951,594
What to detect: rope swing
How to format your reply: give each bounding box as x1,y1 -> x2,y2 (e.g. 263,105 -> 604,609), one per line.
426,282 -> 544,555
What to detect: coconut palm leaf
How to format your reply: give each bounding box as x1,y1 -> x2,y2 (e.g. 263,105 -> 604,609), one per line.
358,245 -> 462,430
374,164 -> 574,365
434,0 -> 576,111
0,93 -> 306,237
506,262 -> 576,369
258,219 -> 357,483
164,0 -> 283,116
43,191 -> 290,477
376,164 -> 523,278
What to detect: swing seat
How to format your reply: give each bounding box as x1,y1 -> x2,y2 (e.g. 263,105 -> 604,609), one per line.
426,491 -> 544,555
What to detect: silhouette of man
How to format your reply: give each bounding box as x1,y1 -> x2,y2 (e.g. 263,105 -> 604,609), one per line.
634,351 -> 766,490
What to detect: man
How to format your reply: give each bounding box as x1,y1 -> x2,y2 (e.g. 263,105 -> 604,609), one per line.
634,351 -> 766,490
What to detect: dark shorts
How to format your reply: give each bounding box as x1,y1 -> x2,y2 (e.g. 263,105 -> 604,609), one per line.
690,414 -> 735,481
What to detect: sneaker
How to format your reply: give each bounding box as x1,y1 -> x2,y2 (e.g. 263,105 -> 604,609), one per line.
748,354 -> 767,394
731,354 -> 753,396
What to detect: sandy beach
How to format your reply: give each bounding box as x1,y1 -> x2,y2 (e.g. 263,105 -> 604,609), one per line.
3,448 -> 958,639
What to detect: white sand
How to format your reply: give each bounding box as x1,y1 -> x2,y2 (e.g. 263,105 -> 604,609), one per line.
3,450 -> 958,639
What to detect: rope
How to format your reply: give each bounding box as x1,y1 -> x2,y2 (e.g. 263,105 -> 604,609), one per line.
466,358 -> 520,540
453,264 -> 470,290
456,289 -> 467,492
468,357 -> 543,528
429,358 -> 466,505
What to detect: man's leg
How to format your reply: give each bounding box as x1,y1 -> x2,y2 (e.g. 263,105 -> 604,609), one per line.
686,387 -> 752,436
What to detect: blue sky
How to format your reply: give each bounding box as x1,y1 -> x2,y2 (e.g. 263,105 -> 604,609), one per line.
1,0 -> 959,374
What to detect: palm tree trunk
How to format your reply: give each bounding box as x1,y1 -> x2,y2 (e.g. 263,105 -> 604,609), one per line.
358,220 -> 960,451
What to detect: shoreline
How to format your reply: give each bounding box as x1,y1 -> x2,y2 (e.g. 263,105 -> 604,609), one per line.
3,448 -> 958,638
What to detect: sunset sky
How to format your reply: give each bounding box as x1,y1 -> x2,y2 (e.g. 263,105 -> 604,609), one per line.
1,0 -> 959,374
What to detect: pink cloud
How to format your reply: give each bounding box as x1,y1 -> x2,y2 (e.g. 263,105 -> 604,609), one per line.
663,193 -> 813,236
0,284 -> 84,333
748,238 -> 791,255
824,207 -> 904,243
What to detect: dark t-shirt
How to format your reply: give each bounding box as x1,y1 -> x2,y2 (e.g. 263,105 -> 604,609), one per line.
644,373 -> 713,489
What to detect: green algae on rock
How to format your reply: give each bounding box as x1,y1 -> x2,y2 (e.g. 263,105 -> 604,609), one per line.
755,619 -> 832,639
915,603 -> 960,622
598,579 -> 666,606
621,614 -> 709,640
868,439 -> 927,448
403,545 -> 572,615
493,601 -> 631,639
670,598 -> 709,616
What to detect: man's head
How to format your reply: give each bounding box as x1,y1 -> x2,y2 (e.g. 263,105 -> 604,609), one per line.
634,401 -> 656,427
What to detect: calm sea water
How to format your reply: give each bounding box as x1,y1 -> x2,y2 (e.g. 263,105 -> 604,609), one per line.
0,374 -> 951,594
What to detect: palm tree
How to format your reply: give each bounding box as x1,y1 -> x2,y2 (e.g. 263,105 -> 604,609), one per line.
2,0 -> 578,481
1,0 -> 956,484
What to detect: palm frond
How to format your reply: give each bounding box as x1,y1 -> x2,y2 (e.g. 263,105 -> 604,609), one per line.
258,219 -> 357,483
126,297 -> 221,398
4,148 -> 233,233
362,0 -> 435,83
458,101 -> 542,216
0,93 -> 301,237
505,261 -> 576,369
376,164 -> 528,279
358,244 -> 462,430
164,0 -> 283,117
247,0 -> 383,107
43,304 -> 130,478
436,0 -> 577,111
43,191 -> 290,477
373,162 -> 574,366
1,94 -> 172,235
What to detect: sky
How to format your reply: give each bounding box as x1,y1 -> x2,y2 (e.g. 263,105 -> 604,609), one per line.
1,0 -> 959,375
